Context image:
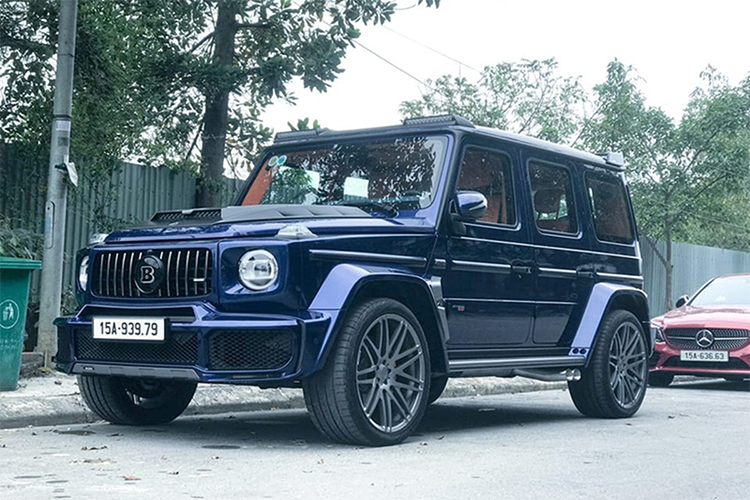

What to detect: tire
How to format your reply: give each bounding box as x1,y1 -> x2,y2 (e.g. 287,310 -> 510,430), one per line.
427,375 -> 448,404
78,375 -> 197,425
303,297 -> 431,446
568,310 -> 648,418
649,372 -> 674,387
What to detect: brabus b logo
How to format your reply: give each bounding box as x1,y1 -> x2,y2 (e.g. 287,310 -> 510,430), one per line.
134,255 -> 165,294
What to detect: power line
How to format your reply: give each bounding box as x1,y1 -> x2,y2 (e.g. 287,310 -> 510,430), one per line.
381,26 -> 481,74
351,38 -> 433,90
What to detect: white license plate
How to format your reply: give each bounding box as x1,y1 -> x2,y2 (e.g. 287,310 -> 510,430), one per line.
680,350 -> 728,362
92,317 -> 165,341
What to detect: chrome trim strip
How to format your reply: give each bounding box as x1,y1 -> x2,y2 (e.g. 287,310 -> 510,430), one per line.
538,267 -> 577,278
452,260 -> 512,273
449,298 -> 576,306
72,363 -> 200,381
309,249 -> 427,266
448,356 -> 585,371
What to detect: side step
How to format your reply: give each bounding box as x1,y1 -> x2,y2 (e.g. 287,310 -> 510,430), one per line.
448,355 -> 585,380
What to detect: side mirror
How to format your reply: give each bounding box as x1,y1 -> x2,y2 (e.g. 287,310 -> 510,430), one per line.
449,191 -> 487,236
675,295 -> 689,308
455,191 -> 488,220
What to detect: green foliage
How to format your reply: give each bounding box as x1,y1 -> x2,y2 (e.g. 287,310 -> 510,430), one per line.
400,59 -> 586,144
0,216 -> 43,260
1,0 -> 438,207
580,62 -> 750,251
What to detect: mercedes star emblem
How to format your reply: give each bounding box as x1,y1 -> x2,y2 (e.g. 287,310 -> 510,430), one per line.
695,329 -> 715,348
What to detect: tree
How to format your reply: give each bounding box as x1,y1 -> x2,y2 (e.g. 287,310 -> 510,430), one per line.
1,0 -> 441,208
400,58 -> 587,144
580,62 -> 750,308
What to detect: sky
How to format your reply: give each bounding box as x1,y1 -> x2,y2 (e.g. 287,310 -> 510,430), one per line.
261,0 -> 748,133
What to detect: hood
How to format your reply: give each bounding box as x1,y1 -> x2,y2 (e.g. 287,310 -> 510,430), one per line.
653,305 -> 750,329
103,204 -> 435,244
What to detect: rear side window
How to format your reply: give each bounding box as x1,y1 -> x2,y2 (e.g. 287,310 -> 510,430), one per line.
586,172 -> 634,244
457,147 -> 516,226
528,162 -> 577,234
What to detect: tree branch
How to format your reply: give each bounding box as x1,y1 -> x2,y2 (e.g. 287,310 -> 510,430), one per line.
0,29 -> 52,53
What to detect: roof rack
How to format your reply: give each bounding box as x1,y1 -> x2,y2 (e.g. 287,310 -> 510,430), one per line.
596,151 -> 625,168
274,128 -> 331,143
403,114 -> 475,128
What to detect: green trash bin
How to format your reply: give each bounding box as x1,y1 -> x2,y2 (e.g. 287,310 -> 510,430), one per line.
0,256 -> 42,391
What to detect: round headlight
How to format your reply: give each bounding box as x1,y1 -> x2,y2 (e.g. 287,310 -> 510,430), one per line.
78,255 -> 90,291
238,249 -> 278,291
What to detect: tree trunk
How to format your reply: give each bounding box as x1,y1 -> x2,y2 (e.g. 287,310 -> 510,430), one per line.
196,0 -> 240,208
665,216 -> 673,311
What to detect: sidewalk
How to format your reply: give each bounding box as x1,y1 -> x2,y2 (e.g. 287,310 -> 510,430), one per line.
0,357 -> 566,430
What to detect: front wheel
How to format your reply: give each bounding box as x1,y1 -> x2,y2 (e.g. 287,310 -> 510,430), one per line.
79,375 -> 197,425
303,298 -> 431,446
569,310 -> 648,418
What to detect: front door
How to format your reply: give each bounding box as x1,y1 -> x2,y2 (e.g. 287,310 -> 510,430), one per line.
440,145 -> 535,350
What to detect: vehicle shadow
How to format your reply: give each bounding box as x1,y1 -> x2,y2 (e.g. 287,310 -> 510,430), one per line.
94,394 -> 583,448
662,377 -> 750,392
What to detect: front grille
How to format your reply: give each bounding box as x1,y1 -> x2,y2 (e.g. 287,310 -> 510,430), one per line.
665,328 -> 750,350
92,248 -> 212,298
207,329 -> 294,371
75,329 -> 198,365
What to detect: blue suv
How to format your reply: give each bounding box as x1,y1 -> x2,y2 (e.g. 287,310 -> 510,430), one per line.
56,115 -> 651,446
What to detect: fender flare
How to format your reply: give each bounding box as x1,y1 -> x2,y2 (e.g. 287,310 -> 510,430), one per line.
307,263 -> 450,374
569,282 -> 651,364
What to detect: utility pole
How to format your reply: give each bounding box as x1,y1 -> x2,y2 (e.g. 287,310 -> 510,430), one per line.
36,0 -> 78,367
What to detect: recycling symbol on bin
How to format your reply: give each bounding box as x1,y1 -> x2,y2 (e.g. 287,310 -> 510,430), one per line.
0,299 -> 20,330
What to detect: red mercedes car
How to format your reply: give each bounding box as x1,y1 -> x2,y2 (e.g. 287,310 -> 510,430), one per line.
649,273 -> 750,386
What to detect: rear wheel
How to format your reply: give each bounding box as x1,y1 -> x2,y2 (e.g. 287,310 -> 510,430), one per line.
79,375 -> 197,425
569,310 -> 648,418
303,298 -> 430,446
649,372 -> 674,387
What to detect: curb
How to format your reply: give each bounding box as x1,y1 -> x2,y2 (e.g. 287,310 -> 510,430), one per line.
0,375 -> 566,430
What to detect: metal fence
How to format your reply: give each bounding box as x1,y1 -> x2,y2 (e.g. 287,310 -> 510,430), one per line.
641,239 -> 750,316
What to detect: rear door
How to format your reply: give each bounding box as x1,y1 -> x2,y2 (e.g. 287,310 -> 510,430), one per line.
523,156 -> 595,346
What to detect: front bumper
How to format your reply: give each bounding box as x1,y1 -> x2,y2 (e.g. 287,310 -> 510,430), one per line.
649,341 -> 750,378
54,303 -> 331,386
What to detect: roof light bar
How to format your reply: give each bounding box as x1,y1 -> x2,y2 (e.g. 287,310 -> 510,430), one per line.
274,128 -> 330,143
403,114 -> 475,128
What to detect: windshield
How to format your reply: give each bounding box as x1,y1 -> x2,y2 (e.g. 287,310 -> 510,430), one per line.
690,275 -> 750,306
240,135 -> 448,216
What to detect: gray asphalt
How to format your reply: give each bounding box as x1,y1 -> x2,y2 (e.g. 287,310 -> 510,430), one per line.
0,368 -> 565,430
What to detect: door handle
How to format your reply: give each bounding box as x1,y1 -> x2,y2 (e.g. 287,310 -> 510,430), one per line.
576,270 -> 595,279
511,264 -> 533,275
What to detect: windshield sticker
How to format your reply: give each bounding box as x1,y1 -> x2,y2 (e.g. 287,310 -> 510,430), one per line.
344,177 -> 369,199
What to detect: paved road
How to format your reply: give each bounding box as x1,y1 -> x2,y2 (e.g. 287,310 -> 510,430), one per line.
1,379 -> 748,500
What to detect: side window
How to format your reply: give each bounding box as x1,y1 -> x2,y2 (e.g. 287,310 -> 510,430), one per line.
586,172 -> 634,243
457,147 -> 516,226
528,161 -> 577,234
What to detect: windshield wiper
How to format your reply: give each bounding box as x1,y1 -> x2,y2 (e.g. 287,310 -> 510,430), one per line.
339,200 -> 399,218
